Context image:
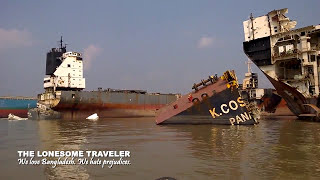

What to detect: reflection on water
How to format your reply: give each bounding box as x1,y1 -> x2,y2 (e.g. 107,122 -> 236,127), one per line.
1,116 -> 320,179
38,120 -> 90,179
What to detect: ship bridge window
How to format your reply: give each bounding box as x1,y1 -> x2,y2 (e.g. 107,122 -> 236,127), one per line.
311,55 -> 316,62
76,57 -> 82,60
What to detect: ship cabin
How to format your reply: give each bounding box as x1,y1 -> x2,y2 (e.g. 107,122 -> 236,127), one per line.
44,51 -> 86,92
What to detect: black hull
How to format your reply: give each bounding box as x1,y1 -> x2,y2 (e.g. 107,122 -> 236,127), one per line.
243,37 -> 271,66
160,89 -> 257,125
159,115 -> 256,125
156,72 -> 259,125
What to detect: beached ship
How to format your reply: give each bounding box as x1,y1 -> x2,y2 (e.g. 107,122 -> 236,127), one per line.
156,70 -> 260,125
0,96 -> 37,118
243,8 -> 320,120
28,38 -> 179,119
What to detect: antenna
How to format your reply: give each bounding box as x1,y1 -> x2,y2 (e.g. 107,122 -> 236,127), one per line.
250,13 -> 253,20
58,36 -> 67,50
59,36 -> 63,49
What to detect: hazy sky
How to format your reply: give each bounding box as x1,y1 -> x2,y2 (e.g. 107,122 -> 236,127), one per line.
1,0 -> 319,96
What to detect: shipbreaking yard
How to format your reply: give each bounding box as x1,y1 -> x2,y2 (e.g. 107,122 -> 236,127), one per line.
1,2 -> 320,179
3,8 -> 320,123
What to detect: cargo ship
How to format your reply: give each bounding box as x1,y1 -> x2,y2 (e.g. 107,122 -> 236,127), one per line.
28,38 -> 179,119
156,70 -> 260,125
239,60 -> 293,116
243,8 -> 320,120
0,96 -> 37,118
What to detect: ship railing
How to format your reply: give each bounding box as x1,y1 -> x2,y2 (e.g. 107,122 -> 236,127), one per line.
0,96 -> 37,100
50,48 -> 65,53
103,88 -> 147,94
272,49 -> 299,58
192,75 -> 218,91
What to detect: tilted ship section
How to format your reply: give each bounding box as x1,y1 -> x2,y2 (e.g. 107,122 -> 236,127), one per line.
29,38 -> 179,119
243,8 -> 320,120
156,71 -> 260,125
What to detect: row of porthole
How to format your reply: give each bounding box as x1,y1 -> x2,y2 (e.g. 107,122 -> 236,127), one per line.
173,93 -> 209,109
192,93 -> 209,103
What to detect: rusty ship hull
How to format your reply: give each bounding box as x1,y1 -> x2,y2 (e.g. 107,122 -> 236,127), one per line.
156,71 -> 259,125
30,90 -> 179,119
264,73 -> 318,118
54,91 -> 178,119
258,94 -> 293,116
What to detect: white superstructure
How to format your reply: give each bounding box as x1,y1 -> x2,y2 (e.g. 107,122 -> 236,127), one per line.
243,8 -> 320,97
44,51 -> 85,91
241,60 -> 265,100
243,8 -> 297,42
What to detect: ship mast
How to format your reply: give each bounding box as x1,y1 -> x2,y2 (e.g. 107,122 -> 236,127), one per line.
246,59 -> 252,73
59,36 -> 63,49
250,13 -> 255,39
58,36 -> 67,50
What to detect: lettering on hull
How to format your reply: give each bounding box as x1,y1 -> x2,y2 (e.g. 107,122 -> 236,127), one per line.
209,97 -> 247,121
229,112 -> 252,125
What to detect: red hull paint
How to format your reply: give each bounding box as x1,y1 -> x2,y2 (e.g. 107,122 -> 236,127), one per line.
0,109 -> 29,118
